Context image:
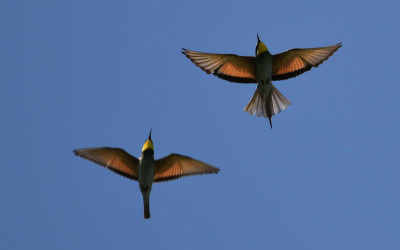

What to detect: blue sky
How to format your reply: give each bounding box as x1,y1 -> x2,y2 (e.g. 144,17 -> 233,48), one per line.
1,0 -> 400,249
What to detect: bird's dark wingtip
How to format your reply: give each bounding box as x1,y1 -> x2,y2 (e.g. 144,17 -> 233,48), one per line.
211,167 -> 220,174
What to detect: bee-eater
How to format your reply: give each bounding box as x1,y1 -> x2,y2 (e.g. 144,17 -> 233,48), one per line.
182,34 -> 341,128
73,130 -> 219,219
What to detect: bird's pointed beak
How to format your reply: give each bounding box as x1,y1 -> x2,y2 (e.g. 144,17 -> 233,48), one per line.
148,129 -> 152,140
257,33 -> 260,42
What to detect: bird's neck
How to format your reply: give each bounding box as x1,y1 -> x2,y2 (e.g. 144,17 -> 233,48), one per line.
142,149 -> 154,158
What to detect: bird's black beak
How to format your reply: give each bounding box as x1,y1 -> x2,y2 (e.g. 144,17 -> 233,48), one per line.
257,33 -> 260,42
148,129 -> 152,140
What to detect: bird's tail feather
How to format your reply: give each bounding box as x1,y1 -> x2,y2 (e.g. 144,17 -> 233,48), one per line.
244,84 -> 291,128
144,202 -> 150,219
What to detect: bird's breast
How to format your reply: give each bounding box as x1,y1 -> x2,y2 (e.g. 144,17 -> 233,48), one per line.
255,52 -> 272,84
139,156 -> 155,186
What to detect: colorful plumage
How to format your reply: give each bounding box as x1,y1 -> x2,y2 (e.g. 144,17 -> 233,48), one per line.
182,34 -> 341,127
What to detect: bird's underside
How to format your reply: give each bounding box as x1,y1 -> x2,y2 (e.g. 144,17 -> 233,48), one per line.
182,43 -> 341,126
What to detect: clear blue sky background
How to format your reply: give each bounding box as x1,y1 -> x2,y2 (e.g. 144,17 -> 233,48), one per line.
1,0 -> 399,249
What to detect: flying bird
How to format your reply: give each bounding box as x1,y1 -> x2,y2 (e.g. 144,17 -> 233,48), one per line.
73,130 -> 219,219
182,34 -> 341,128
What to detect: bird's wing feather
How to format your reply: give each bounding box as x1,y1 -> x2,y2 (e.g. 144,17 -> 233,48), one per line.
153,153 -> 219,182
73,147 -> 139,181
182,49 -> 257,83
272,43 -> 342,81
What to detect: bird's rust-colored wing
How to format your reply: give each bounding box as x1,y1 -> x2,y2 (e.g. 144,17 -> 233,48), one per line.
182,49 -> 257,83
272,43 -> 342,81
153,153 -> 219,182
73,147 -> 139,181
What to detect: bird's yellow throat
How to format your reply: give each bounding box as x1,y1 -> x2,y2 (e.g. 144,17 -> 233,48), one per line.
256,41 -> 268,56
142,139 -> 154,152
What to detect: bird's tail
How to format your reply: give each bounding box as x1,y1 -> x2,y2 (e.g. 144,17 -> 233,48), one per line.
144,201 -> 150,219
244,84 -> 291,128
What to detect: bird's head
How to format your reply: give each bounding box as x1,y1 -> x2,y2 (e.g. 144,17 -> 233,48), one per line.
142,129 -> 154,154
256,33 -> 268,56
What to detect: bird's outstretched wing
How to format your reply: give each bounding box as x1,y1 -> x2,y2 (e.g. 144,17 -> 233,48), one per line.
272,43 -> 342,81
182,49 -> 257,83
153,154 -> 219,182
73,147 -> 139,181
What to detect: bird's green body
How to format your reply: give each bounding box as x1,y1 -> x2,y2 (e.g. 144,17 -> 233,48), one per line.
139,149 -> 155,219
254,51 -> 273,125
247,46 -> 277,127
255,52 -> 272,84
